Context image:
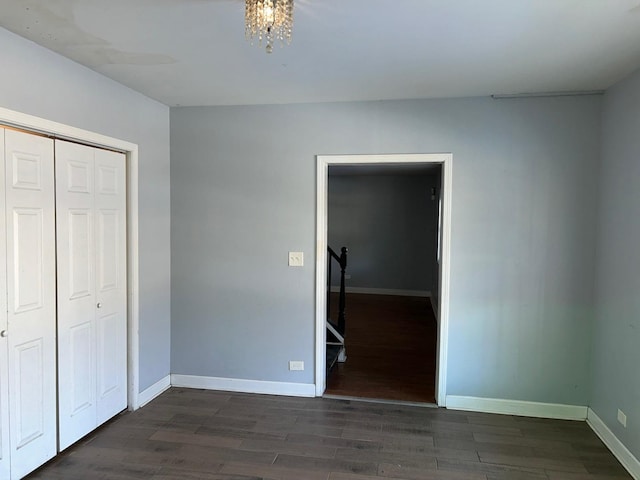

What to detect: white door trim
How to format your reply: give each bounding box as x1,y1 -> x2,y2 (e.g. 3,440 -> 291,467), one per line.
0,129 -> 10,479
315,153 -> 453,406
0,106 -> 141,411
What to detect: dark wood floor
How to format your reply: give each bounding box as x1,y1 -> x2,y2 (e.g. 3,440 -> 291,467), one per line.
326,293 -> 437,403
28,388 -> 631,479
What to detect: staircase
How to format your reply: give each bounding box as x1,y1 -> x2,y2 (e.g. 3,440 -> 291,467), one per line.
326,246 -> 348,374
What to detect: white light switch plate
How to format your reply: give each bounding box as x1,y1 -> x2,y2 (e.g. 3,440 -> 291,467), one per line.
288,251 -> 304,267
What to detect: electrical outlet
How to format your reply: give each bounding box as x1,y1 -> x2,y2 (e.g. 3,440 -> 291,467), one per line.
289,361 -> 304,371
288,252 -> 304,267
618,409 -> 627,427
345,274 -> 352,280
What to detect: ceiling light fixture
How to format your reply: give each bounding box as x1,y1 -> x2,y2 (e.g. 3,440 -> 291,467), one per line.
245,0 -> 293,54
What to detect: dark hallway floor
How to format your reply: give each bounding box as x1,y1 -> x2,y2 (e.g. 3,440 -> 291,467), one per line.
325,293 -> 437,404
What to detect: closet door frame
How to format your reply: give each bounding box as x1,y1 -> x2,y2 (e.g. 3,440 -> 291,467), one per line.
0,129 -> 10,479
0,107 -> 141,411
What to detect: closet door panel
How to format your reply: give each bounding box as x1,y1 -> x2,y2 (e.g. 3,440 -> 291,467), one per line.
57,142 -> 126,446
13,340 -> 45,445
0,129 -> 10,480
55,141 -> 97,451
94,149 -> 126,425
12,209 -> 44,312
5,129 -> 56,479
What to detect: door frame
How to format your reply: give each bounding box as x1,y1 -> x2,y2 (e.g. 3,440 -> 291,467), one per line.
315,153 -> 453,406
0,129 -> 9,478
0,106 -> 142,410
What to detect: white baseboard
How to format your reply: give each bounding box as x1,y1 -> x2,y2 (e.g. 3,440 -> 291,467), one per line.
170,374 -> 316,398
587,408 -> 640,480
137,375 -> 171,408
330,286 -> 431,298
445,395 -> 588,421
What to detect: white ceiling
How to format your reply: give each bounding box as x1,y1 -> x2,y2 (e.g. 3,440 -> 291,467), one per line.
3,0 -> 640,107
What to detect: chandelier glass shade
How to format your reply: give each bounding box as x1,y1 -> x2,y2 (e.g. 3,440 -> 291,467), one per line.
245,0 -> 293,53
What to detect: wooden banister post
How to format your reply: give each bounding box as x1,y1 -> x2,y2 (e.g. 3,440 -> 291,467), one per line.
338,246 -> 348,336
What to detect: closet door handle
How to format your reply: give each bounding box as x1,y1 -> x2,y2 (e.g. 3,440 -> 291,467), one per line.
96,303 -> 102,309
0,330 -> 7,338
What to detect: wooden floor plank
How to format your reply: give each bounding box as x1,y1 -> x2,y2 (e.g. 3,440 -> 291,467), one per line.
220,462 -> 330,480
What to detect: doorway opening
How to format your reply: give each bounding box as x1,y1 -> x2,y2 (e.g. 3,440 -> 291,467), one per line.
315,154 -> 452,406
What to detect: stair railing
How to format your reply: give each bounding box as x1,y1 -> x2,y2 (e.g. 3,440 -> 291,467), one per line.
327,246 -> 348,336
326,246 -> 348,372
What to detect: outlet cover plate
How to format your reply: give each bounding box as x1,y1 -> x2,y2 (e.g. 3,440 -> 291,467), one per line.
289,361 -> 304,371
618,409 -> 627,427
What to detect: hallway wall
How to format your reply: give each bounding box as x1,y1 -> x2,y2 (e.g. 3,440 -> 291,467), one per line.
328,172 -> 440,293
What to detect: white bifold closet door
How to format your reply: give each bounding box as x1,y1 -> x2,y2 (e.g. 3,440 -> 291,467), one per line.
3,129 -> 57,479
55,140 -> 127,451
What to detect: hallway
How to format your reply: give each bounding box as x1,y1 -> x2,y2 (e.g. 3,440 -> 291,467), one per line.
326,293 -> 437,403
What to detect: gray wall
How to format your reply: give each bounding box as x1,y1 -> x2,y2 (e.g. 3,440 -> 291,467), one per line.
0,27 -> 171,392
328,173 -> 439,292
591,68 -> 640,459
171,95 -> 600,404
